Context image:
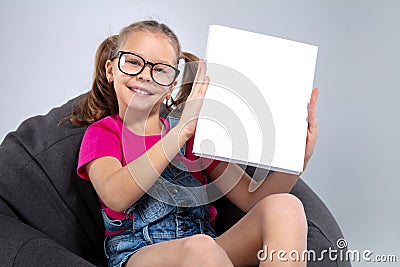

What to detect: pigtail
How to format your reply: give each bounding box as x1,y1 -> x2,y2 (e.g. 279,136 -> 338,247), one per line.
169,51 -> 199,114
69,35 -> 119,126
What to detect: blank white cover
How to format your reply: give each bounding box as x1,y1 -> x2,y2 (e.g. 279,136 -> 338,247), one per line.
192,25 -> 318,174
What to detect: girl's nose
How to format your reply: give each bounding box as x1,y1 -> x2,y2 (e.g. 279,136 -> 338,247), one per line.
137,65 -> 152,82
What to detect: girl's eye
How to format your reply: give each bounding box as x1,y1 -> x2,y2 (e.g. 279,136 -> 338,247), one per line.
154,67 -> 166,73
129,60 -> 141,66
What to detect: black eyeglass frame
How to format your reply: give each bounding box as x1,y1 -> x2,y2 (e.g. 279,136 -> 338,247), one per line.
111,51 -> 180,86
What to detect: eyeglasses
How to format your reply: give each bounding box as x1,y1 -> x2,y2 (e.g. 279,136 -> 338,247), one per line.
112,51 -> 180,86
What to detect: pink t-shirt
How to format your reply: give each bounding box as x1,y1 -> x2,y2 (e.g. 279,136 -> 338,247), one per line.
77,114 -> 220,233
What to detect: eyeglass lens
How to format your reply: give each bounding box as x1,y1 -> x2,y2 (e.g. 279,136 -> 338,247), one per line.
119,53 -> 177,86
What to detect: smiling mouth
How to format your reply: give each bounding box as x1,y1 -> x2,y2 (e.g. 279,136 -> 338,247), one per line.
128,86 -> 153,96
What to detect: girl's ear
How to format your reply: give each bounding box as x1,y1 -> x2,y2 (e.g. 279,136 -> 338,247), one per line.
105,60 -> 114,83
170,80 -> 178,93
167,81 -> 176,97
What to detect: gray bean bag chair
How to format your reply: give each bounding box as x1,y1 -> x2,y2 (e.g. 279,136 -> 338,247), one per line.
0,94 -> 351,266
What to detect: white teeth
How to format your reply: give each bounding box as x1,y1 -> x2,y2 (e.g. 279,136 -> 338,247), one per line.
132,88 -> 150,95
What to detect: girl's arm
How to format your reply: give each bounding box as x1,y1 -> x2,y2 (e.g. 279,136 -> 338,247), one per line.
207,162 -> 299,212
86,60 -> 210,213
208,88 -> 319,213
86,124 -> 187,212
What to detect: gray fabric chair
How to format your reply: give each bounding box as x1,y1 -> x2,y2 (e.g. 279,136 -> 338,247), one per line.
0,95 -> 351,266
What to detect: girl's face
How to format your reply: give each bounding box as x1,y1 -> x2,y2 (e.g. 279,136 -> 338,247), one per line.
106,31 -> 177,118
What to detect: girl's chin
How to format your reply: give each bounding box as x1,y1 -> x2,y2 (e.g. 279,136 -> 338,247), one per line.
127,101 -> 161,114
125,94 -> 165,112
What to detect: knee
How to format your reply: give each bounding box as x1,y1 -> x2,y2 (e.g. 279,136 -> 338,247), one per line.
182,234 -> 233,266
256,193 -> 307,229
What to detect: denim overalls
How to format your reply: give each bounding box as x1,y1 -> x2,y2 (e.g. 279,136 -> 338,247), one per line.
102,117 -> 216,267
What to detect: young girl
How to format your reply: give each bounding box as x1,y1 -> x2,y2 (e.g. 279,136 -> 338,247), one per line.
71,20 -> 319,267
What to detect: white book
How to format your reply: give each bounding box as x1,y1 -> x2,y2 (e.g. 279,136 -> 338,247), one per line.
192,25 -> 318,175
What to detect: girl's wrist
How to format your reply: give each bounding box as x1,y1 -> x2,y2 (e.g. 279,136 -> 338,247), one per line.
168,123 -> 191,151
303,158 -> 310,172
175,122 -> 193,142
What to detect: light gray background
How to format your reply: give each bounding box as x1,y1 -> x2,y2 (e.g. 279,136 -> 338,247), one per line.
1,0 -> 399,265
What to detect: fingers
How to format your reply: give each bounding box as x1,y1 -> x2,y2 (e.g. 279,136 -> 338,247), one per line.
194,59 -> 207,82
308,88 -> 319,131
197,74 -> 210,97
188,59 -> 209,100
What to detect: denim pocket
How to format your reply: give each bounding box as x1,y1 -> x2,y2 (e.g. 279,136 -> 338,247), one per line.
136,190 -> 167,224
104,230 -> 146,259
175,176 -> 209,207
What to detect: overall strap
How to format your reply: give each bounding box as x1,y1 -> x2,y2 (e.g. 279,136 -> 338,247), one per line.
166,116 -> 186,156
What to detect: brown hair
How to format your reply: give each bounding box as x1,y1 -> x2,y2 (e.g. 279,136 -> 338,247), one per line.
173,52 -> 199,112
70,20 -> 198,126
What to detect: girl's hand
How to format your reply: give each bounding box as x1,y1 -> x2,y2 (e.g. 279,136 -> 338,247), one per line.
177,59 -> 209,140
303,88 -> 319,171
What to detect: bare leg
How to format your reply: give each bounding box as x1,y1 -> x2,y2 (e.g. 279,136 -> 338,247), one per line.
126,193 -> 306,267
126,234 -> 233,267
216,193 -> 307,266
